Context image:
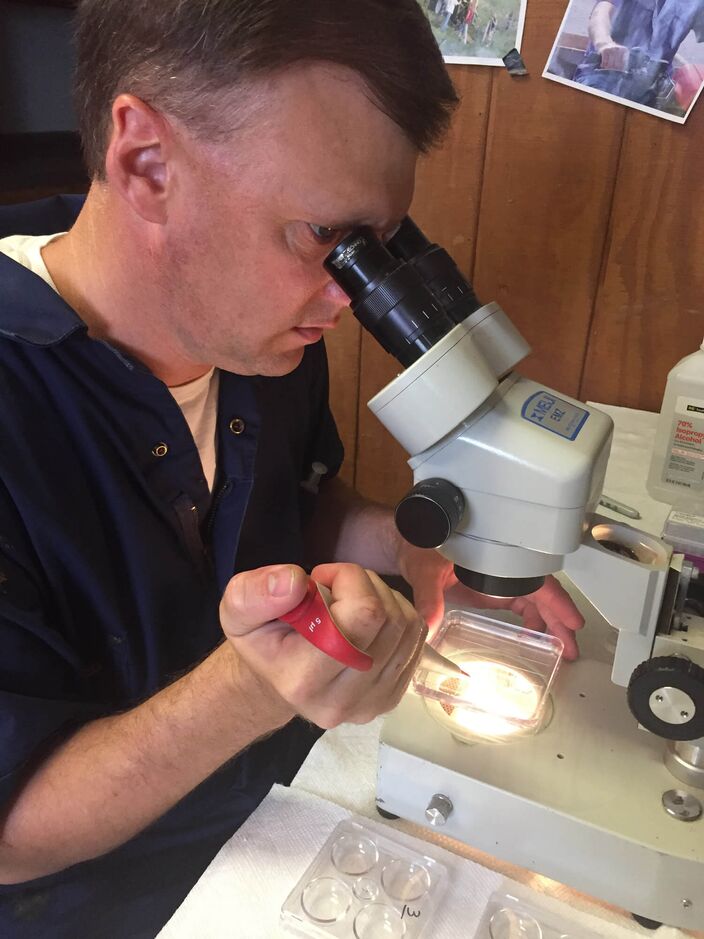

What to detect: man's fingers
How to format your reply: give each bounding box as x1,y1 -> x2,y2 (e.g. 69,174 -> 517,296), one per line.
536,577 -> 585,633
311,563 -> 391,653
601,43 -> 628,70
378,602 -> 428,682
363,575 -> 425,670
409,576 -> 445,633
513,598 -> 579,661
222,561 -> 430,728
308,568 -> 420,679
514,579 -> 582,661
219,564 -> 310,638
384,622 -> 428,712
544,620 -> 579,660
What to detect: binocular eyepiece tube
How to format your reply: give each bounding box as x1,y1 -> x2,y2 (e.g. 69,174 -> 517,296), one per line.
323,217 -> 482,368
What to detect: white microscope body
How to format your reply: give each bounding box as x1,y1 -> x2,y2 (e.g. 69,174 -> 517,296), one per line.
369,301 -> 613,586
323,220 -> 704,930
369,303 -> 704,932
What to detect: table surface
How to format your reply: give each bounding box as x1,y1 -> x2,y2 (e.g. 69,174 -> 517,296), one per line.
161,404 -> 704,939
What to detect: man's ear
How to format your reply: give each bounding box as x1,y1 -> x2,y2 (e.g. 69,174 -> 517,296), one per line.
104,94 -> 174,224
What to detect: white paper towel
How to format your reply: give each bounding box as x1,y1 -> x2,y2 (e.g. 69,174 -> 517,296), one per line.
291,717 -> 383,816
157,784 -> 502,939
159,784 -> 691,939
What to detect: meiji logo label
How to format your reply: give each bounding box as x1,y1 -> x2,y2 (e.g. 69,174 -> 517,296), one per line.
527,394 -> 556,422
521,391 -> 588,441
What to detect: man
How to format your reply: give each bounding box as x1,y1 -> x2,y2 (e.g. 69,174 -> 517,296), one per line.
482,12 -> 498,46
574,0 -> 704,110
442,0 -> 460,29
463,0 -> 480,44
0,2 -> 583,936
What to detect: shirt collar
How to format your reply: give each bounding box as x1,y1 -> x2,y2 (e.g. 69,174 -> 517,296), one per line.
0,194 -> 87,346
0,252 -> 86,346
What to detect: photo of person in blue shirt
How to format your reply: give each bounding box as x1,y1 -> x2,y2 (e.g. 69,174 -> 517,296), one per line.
545,0 -> 704,118
575,0 -> 704,111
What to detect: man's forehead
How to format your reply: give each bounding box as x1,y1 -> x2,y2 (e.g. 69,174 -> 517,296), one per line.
234,64 -> 417,223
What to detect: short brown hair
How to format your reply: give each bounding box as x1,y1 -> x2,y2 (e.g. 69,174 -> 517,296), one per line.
74,0 -> 458,180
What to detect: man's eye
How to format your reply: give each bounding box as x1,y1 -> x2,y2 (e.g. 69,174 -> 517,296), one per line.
308,224 -> 342,244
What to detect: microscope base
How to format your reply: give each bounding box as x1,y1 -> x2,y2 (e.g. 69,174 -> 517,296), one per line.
377,627 -> 704,931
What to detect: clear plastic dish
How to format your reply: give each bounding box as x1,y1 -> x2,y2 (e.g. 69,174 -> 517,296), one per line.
281,818 -> 447,938
475,890 -> 605,939
413,610 -> 563,742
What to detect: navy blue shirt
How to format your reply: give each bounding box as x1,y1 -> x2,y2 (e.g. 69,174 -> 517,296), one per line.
0,196 -> 343,938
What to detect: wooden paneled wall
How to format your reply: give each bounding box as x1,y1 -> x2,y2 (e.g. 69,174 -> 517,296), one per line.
328,5 -> 704,507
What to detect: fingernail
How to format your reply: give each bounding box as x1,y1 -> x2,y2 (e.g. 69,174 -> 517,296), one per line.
268,568 -> 295,597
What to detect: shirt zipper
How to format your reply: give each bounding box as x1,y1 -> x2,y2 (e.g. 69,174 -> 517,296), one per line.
205,479 -> 233,544
173,492 -> 207,570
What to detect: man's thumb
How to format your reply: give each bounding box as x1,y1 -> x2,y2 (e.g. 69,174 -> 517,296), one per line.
220,564 -> 309,637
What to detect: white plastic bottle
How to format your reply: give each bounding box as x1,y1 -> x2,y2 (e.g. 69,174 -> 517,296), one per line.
647,339 -> 704,509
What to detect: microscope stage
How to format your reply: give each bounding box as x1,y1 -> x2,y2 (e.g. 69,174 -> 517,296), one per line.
378,620 -> 704,930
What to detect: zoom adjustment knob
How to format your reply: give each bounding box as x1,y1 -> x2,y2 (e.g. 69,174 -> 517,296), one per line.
627,656 -> 704,741
395,478 -> 465,549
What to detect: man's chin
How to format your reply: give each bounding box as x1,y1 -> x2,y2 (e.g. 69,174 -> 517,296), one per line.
262,350 -> 306,376
224,348 -> 306,378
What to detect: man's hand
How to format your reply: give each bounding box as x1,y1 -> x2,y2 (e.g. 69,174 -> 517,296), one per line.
219,562 -> 427,728
397,542 -> 584,660
595,40 -> 629,71
588,1 -> 628,70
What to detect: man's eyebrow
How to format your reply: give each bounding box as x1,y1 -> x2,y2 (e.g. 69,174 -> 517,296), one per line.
306,214 -> 366,230
311,215 -> 403,233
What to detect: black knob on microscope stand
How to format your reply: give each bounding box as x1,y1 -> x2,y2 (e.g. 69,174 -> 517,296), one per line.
395,478 -> 465,549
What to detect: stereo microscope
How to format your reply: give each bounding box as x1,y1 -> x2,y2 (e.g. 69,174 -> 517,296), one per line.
324,219 -> 704,931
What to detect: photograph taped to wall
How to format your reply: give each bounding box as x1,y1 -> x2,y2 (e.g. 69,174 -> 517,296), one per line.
543,0 -> 704,123
420,0 -> 528,66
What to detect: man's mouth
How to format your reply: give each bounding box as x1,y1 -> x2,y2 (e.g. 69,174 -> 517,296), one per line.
294,326 -> 325,344
294,317 -> 341,344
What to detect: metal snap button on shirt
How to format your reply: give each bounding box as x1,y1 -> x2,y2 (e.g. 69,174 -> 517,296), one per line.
229,417 -> 246,435
152,442 -> 169,457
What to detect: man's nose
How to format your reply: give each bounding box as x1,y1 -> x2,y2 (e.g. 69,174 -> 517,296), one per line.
322,279 -> 351,306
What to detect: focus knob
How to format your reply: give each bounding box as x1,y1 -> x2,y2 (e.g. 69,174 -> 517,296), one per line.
627,656 -> 704,741
395,478 -> 465,549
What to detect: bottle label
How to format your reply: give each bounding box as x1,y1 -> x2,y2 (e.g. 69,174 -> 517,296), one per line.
521,391 -> 588,440
669,510 -> 704,529
663,396 -> 704,491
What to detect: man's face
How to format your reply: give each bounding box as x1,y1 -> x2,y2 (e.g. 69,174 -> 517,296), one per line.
160,63 -> 418,377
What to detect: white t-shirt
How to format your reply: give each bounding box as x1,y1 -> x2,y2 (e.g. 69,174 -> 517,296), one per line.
168,369 -> 219,491
0,233 -> 219,491
0,232 -> 64,291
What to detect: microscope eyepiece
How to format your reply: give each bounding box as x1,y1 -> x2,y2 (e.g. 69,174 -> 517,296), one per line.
386,217 -> 482,326
382,216 -> 430,262
324,229 -> 398,297
324,228 -> 455,368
